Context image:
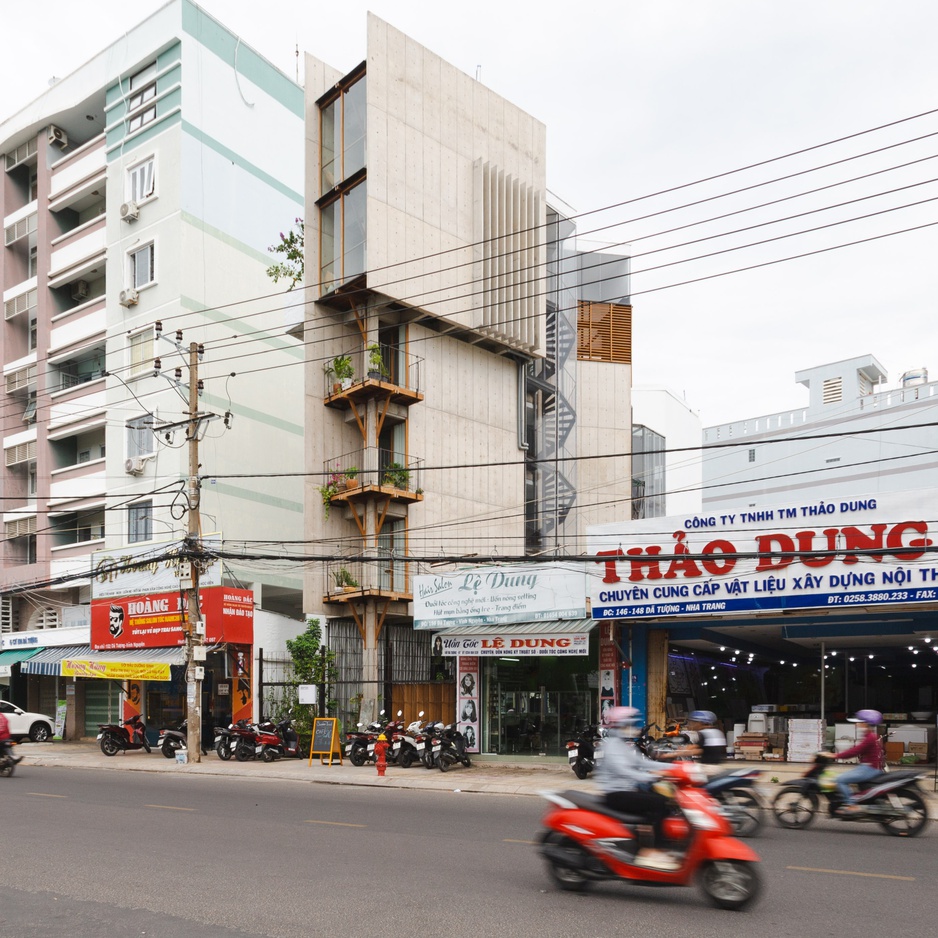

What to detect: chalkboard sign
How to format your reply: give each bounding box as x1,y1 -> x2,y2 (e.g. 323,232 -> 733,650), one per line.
309,717 -> 342,766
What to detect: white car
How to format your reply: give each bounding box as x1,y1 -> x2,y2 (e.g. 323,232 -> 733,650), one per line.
0,699 -> 54,742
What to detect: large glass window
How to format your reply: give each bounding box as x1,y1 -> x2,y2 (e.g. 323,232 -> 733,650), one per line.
320,181 -> 366,293
128,331 -> 154,380
320,74 -> 366,191
127,415 -> 155,458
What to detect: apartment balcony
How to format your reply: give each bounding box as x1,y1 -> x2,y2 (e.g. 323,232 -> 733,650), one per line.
324,450 -> 425,516
323,348 -> 424,412
322,557 -> 412,605
47,213 -> 106,290
48,134 -> 106,214
48,463 -> 106,508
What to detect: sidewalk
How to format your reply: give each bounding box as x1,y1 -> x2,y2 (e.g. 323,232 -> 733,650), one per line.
17,741 -> 937,801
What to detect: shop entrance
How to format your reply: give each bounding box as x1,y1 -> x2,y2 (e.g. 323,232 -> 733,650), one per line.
480,635 -> 598,756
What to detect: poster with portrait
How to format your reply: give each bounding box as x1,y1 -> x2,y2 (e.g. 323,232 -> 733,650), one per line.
458,655 -> 479,753
599,622 -> 619,726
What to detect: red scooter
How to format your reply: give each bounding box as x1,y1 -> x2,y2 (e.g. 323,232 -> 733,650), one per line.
98,714 -> 152,756
538,760 -> 762,910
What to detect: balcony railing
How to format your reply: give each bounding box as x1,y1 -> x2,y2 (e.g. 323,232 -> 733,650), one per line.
323,558 -> 411,601
323,450 -> 424,496
323,347 -> 424,401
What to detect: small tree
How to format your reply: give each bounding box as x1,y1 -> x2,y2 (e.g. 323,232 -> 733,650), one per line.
266,218 -> 305,289
283,617 -> 339,746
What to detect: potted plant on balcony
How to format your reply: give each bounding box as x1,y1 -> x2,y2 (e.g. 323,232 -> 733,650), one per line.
333,354 -> 355,389
333,567 -> 359,592
367,344 -> 389,380
344,466 -> 360,490
382,462 -> 410,490
318,474 -> 342,519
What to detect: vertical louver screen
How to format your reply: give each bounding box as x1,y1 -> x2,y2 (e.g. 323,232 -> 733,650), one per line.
576,301 -> 632,363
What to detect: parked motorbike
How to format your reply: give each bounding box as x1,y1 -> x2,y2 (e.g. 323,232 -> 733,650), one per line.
566,724 -> 604,779
275,716 -> 301,758
394,713 -> 427,768
215,720 -> 251,761
422,722 -> 446,769
437,724 -> 471,771
98,714 -> 151,756
232,720 -> 261,762
772,753 -> 929,837
158,720 -> 209,759
538,760 -> 762,910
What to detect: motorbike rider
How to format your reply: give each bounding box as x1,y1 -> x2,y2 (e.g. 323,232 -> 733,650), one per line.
0,709 -> 23,764
817,708 -> 885,812
595,706 -> 682,871
669,710 -> 726,772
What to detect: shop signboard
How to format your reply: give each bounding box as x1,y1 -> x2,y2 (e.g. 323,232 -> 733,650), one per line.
90,586 -> 254,650
413,564 -> 587,629
61,659 -> 171,681
588,489 -> 938,619
91,534 -> 223,600
436,631 -> 590,656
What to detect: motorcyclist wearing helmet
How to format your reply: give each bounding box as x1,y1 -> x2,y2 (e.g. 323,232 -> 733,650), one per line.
817,709 -> 885,812
595,706 -> 681,871
669,710 -> 726,769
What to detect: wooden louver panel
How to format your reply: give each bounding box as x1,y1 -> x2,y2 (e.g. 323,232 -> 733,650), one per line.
576,301 -> 632,364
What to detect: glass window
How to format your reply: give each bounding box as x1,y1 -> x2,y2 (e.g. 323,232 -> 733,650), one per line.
128,500 -> 153,543
128,158 -> 155,203
27,463 -> 37,497
320,181 -> 366,293
128,106 -> 156,132
127,415 -> 155,458
128,331 -> 154,380
130,243 -> 154,288
321,99 -> 338,191
343,76 -> 366,179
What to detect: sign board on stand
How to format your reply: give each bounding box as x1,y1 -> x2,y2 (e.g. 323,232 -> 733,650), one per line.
309,717 -> 342,766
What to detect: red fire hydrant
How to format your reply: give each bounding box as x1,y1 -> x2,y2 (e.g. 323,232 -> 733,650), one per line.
374,733 -> 389,777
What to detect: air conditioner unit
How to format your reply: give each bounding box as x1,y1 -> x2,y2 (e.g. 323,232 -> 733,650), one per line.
120,201 -> 139,222
124,457 -> 146,476
71,280 -> 89,301
48,125 -> 68,148
119,288 -> 139,307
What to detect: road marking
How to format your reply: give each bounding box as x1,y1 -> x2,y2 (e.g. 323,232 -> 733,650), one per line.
304,819 -> 366,828
504,839 -> 537,845
787,865 -> 915,882
144,804 -> 195,812
28,793 -> 67,798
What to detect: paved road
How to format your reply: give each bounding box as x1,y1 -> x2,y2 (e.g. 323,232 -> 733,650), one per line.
1,760 -> 935,938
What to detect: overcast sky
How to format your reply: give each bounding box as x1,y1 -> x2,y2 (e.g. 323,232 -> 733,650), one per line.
2,1 -> 936,426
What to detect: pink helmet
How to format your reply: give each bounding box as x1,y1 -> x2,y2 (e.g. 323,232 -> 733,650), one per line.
604,706 -> 640,727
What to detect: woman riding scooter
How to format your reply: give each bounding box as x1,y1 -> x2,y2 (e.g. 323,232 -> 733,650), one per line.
816,708 -> 885,812
596,706 -> 682,871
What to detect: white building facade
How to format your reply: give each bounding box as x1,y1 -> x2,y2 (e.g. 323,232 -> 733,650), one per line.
1,0 -> 306,736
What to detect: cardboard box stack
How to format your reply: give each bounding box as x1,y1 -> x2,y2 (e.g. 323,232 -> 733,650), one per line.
734,732 -> 769,760
787,718 -> 825,762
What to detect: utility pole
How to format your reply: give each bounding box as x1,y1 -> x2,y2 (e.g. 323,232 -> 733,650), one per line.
185,341 -> 204,762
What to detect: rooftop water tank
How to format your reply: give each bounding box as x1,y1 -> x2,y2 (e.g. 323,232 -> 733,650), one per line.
900,367 -> 928,387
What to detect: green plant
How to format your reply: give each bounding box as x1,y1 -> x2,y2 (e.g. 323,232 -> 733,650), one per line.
344,466 -> 359,481
266,218 -> 304,290
332,354 -> 354,382
318,474 -> 342,518
333,567 -> 359,589
382,461 -> 410,489
283,617 -> 339,726
367,343 -> 389,378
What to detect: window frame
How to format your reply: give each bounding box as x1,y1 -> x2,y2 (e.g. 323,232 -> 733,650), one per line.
127,63 -> 157,132
126,414 -> 156,459
127,330 -> 155,381
127,156 -> 156,205
128,499 -> 153,544
129,241 -> 155,290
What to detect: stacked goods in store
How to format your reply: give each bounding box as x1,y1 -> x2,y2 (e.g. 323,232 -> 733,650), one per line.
787,718 -> 825,762
734,732 -> 769,760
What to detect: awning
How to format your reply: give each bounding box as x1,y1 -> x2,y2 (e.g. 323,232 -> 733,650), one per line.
0,647 -> 43,678
434,618 -> 596,656
20,645 -> 186,679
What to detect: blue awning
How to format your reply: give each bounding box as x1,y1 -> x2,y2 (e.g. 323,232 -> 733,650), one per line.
19,645 -> 88,676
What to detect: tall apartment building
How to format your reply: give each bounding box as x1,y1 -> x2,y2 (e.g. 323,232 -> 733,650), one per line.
1,0 -> 306,732
302,16 -> 634,731
701,354 -> 937,511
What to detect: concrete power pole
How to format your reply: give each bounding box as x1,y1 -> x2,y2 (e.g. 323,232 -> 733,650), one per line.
185,341 -> 204,762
